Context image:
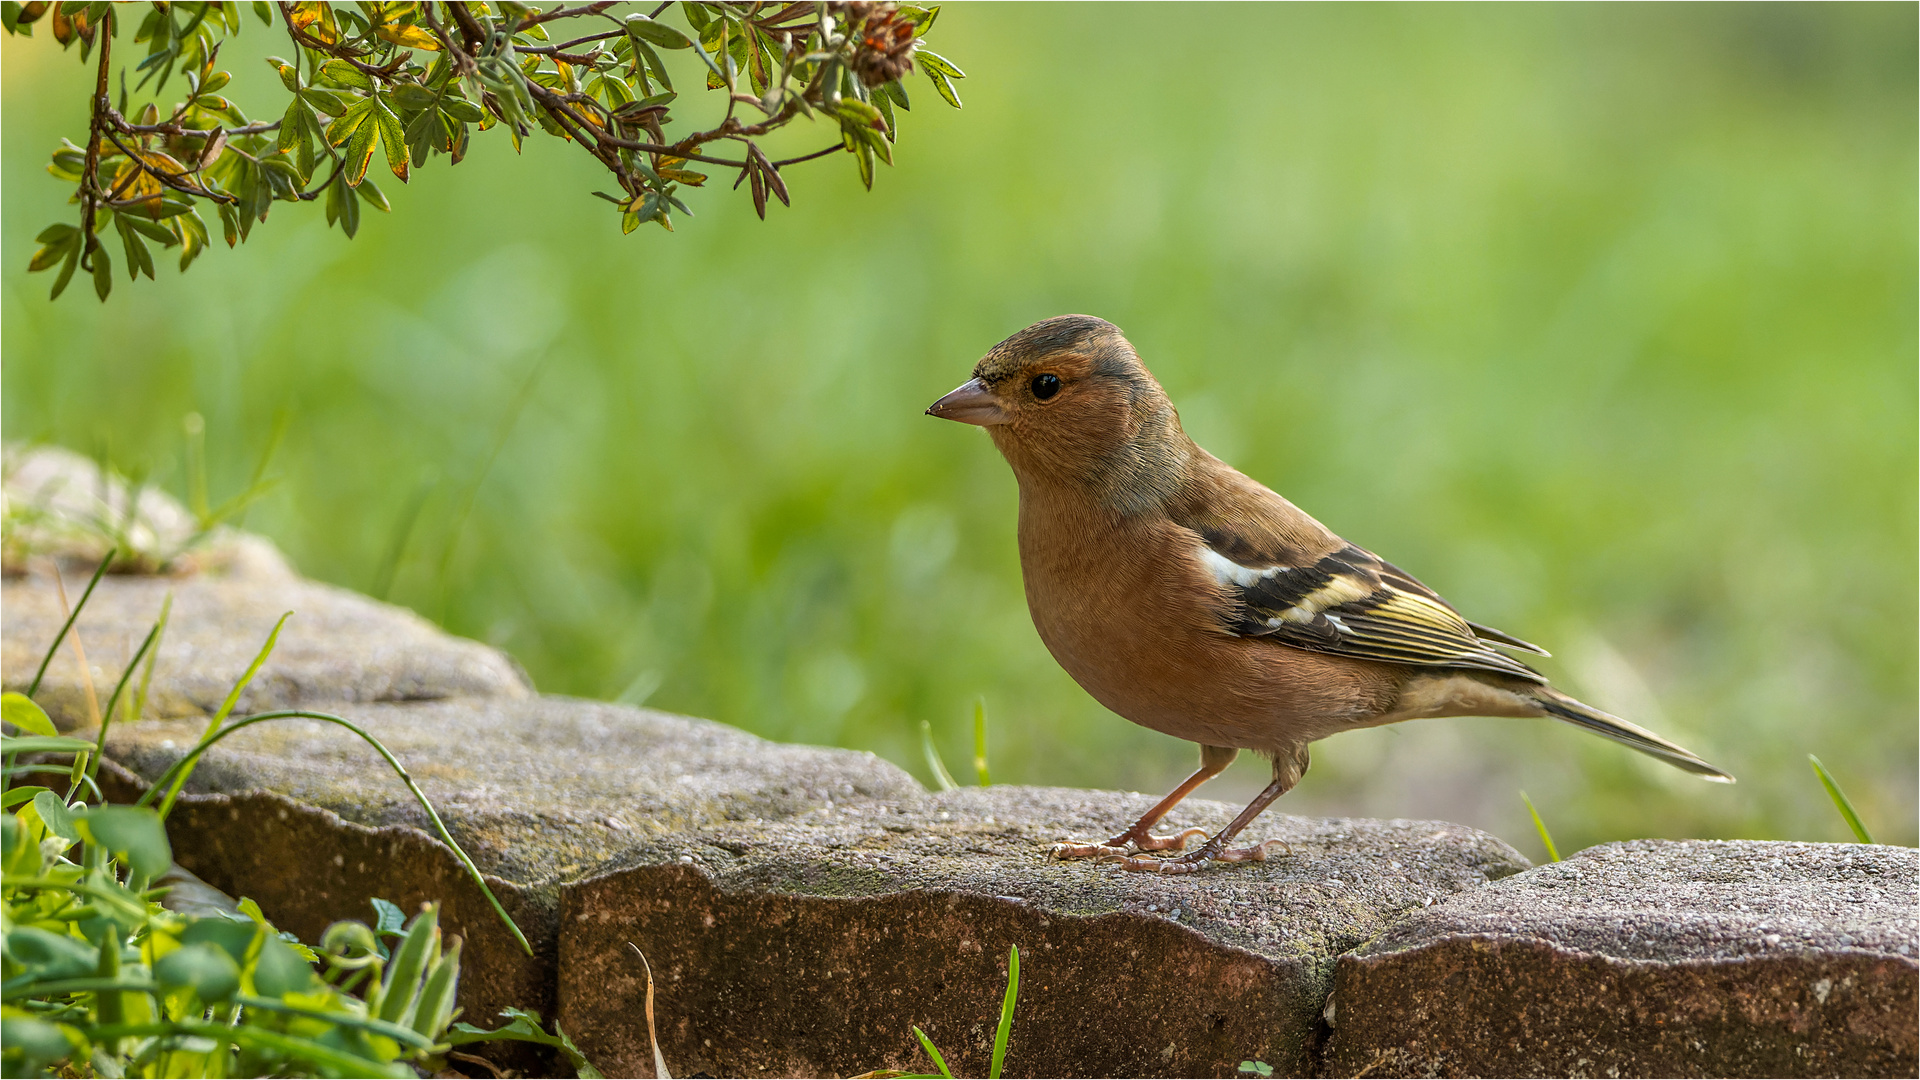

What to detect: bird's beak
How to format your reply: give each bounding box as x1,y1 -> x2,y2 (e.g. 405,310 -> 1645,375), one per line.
926,378 -> 1011,426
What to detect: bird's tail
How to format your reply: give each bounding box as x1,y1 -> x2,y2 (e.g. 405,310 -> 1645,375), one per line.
1531,687 -> 1734,783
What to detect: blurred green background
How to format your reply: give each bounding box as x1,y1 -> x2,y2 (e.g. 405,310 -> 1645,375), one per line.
4,4 -> 1914,855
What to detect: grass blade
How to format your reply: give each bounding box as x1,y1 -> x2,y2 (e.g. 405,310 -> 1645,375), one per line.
911,1027 -> 953,1079
1519,791 -> 1559,862
1808,755 -> 1875,844
627,943 -> 670,1080
75,613 -> 163,797
919,719 -> 958,792
128,592 -> 172,727
149,611 -> 291,818
972,699 -> 989,787
989,945 -> 1019,1079
137,709 -> 533,955
28,547 -> 115,696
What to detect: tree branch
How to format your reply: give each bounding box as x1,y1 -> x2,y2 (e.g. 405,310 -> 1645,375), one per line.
78,11 -> 112,269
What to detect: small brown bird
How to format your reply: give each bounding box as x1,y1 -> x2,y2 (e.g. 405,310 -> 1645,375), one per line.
927,315 -> 1731,874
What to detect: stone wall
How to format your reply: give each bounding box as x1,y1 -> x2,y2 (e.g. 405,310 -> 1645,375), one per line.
5,448 -> 1914,1078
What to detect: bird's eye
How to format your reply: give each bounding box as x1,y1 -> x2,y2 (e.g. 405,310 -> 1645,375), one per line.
1031,373 -> 1061,401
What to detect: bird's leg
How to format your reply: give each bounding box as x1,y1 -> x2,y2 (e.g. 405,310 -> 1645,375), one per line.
1051,745 -> 1236,860
1105,745 -> 1308,875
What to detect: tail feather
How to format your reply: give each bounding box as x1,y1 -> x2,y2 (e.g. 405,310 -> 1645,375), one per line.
1534,688 -> 1734,783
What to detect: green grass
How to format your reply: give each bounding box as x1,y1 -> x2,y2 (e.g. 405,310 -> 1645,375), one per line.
4,5 -> 1914,851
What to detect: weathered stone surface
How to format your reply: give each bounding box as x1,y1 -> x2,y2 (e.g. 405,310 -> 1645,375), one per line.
2,553 -> 532,730
96,696 -> 925,1052
1322,839 -> 1920,1078
99,697 -> 1529,1079
560,786 -> 1528,1079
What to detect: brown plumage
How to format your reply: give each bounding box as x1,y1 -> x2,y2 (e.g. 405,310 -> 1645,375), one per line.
927,314 -> 1731,874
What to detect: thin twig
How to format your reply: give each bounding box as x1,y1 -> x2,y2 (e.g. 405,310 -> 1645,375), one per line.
98,127 -> 235,203
78,12 -> 113,271
772,142 -> 844,167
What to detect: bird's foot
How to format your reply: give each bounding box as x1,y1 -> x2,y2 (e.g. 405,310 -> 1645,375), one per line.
1099,837 -> 1293,875
1048,826 -> 1209,861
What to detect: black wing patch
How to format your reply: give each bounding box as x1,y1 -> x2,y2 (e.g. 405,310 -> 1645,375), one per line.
1197,538 -> 1547,683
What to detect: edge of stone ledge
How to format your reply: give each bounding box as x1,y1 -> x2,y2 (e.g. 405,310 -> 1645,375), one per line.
1322,932 -> 1920,1079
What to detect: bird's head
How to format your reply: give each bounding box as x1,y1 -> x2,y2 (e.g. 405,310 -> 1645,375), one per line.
927,315 -> 1192,508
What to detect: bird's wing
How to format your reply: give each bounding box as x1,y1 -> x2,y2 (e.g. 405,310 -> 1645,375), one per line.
1193,530 -> 1549,683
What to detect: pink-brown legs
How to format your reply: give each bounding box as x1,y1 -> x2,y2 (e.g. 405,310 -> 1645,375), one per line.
1099,745 -> 1309,874
1051,745 -> 1237,861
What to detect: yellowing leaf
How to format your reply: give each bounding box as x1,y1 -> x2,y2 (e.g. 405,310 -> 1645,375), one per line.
658,168 -> 706,186
376,23 -> 441,50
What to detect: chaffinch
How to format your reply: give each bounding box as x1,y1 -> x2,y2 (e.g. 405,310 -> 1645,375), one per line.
927,315 -> 1731,874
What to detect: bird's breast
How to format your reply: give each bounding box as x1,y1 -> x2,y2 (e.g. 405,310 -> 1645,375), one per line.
1013,494 -> 1399,750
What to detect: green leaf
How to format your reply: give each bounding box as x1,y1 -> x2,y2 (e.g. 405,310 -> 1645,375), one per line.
6,925 -> 99,981
2,786 -> 50,810
357,176 -> 391,211
251,934 -> 319,997
1809,755 -> 1875,844
115,216 -> 154,280
913,1026 -> 955,1079
344,114 -> 380,187
277,96 -> 306,152
448,1008 -> 605,1078
325,96 -> 378,145
378,904 -> 439,1024
899,4 -> 939,33
916,48 -> 964,79
409,936 -> 461,1038
317,57 -> 374,91
90,242 -> 112,300
156,941 -> 242,1003
0,735 -> 96,754
373,98 -> 410,181
181,917 -> 258,963
370,897 -> 407,937
990,945 -> 1019,1078
923,65 -> 960,109
31,790 -> 79,841
625,14 -> 691,49
77,804 -> 172,879
633,39 -> 673,93
389,82 -> 438,111
440,95 -> 484,123
882,77 -> 910,110
854,137 -> 874,190
49,243 -> 79,300
3,692 -> 57,737
680,1 -> 711,33
1520,790 -> 1560,862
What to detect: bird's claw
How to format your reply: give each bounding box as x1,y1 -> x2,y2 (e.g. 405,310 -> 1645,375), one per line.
1049,826 -> 1209,862
1096,838 -> 1292,874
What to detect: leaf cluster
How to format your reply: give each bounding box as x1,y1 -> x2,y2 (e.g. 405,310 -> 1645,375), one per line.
10,0 -> 969,301
0,554 -> 594,1076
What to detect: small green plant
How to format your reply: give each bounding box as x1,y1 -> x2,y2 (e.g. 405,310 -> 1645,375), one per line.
2,551 -> 587,1077
919,700 -> 994,793
864,944 -> 1019,1080
1519,790 -> 1560,862
972,699 -> 990,787
1808,755 -> 1875,844
1238,1061 -> 1274,1078
2,421 -> 283,574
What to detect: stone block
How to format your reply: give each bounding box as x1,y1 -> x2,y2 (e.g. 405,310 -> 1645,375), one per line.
1321,839 -> 1920,1078
558,786 -> 1528,1078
